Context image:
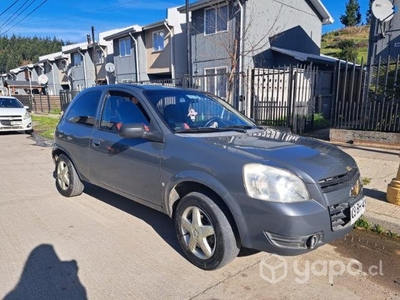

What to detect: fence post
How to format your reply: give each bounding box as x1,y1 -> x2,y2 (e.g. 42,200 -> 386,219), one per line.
287,65 -> 293,129
47,93 -> 51,113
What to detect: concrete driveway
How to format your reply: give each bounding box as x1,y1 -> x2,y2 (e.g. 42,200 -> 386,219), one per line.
0,133 -> 398,300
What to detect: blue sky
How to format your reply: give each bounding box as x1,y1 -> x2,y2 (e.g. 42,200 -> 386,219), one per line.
323,0 -> 370,33
0,0 -> 369,42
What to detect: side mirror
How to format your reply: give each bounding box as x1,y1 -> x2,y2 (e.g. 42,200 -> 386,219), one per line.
119,123 -> 164,143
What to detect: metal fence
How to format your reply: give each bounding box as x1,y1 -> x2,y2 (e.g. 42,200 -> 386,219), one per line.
248,64 -> 318,133
332,56 -> 400,133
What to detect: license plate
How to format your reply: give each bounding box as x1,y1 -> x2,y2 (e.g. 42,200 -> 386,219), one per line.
350,197 -> 366,225
11,121 -> 21,125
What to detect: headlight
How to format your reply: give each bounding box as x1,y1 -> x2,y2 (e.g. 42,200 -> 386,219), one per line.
243,164 -> 311,202
24,111 -> 31,120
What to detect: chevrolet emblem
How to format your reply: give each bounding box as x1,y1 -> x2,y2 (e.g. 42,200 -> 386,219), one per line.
350,179 -> 362,198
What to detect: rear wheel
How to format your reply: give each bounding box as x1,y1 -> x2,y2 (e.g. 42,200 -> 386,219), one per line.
55,154 -> 84,197
174,192 -> 239,270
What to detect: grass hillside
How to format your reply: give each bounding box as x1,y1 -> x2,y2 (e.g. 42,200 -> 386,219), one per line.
321,25 -> 370,64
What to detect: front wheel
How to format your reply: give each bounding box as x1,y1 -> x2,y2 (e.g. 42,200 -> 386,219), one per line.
55,154 -> 84,197
174,192 -> 239,270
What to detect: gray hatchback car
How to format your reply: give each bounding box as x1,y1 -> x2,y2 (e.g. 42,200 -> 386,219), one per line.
52,84 -> 365,270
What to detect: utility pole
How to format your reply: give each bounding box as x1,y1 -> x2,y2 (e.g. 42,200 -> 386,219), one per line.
186,0 -> 192,87
91,26 -> 98,85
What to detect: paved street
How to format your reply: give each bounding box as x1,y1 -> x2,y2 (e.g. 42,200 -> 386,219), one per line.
0,132 -> 399,300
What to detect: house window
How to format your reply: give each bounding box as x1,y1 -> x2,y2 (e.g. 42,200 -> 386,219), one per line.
205,67 -> 227,99
96,49 -> 104,64
45,62 -> 51,73
119,37 -> 131,57
72,53 -> 82,66
153,30 -> 165,52
205,4 -> 228,35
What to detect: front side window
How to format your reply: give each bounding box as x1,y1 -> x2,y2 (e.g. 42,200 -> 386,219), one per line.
72,53 -> 82,67
153,30 -> 165,52
65,90 -> 102,127
100,91 -> 149,132
205,4 -> 228,35
205,67 -> 228,99
119,37 -> 131,57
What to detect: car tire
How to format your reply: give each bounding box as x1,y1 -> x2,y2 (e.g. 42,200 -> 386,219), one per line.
55,154 -> 84,197
174,192 -> 239,270
25,129 -> 33,134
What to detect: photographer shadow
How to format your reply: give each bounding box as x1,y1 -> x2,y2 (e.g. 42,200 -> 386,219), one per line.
4,244 -> 87,300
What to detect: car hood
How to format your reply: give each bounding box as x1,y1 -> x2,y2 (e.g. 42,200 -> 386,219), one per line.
0,107 -> 26,116
186,128 -> 356,183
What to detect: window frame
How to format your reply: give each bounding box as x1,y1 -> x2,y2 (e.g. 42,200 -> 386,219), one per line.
96,49 -> 104,64
72,52 -> 82,67
152,30 -> 165,52
204,4 -> 228,36
204,66 -> 228,99
119,37 -> 132,57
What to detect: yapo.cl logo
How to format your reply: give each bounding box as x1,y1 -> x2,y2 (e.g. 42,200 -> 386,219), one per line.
259,254 -> 288,284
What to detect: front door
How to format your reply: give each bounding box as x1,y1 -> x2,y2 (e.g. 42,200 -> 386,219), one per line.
89,89 -> 163,206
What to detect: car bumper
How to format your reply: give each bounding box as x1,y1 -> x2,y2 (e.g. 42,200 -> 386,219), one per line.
0,118 -> 32,132
235,192 -> 364,255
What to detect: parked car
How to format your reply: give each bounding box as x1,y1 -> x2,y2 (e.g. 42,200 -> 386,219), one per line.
0,96 -> 33,134
52,84 -> 365,270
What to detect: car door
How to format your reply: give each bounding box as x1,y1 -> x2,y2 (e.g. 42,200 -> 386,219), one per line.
89,89 -> 164,206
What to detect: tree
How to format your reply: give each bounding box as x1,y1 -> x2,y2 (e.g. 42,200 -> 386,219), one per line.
338,39 -> 358,61
340,0 -> 362,27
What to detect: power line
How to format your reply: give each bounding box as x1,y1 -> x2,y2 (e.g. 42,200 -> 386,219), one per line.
0,0 -> 31,31
0,0 -> 20,17
1,0 -> 37,32
22,0 -> 140,25
1,0 -> 47,36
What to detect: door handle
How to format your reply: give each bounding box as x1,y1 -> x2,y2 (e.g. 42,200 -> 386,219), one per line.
92,139 -> 100,147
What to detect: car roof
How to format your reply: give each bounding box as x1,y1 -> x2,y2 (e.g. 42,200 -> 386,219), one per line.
87,84 -> 189,93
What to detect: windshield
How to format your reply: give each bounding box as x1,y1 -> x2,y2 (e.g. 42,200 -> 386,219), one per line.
0,98 -> 24,108
144,89 -> 256,133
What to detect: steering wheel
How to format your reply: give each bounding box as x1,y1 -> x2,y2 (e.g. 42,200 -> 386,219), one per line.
204,117 -> 224,128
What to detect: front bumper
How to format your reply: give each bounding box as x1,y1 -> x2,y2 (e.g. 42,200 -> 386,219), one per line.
235,186 -> 364,255
0,117 -> 32,132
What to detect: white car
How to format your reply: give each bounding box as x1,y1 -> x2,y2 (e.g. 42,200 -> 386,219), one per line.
0,96 -> 33,134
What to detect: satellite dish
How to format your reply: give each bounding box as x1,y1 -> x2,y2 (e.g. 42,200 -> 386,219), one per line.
105,62 -> 115,73
372,0 -> 396,22
38,74 -> 49,85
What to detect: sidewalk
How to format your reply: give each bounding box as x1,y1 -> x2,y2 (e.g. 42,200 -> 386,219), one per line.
335,143 -> 400,234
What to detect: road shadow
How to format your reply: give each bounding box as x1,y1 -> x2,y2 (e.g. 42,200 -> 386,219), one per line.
364,188 -> 387,202
3,244 -> 87,300
83,183 -> 182,255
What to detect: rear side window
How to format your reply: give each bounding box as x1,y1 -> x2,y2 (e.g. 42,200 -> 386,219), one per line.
65,90 -> 102,127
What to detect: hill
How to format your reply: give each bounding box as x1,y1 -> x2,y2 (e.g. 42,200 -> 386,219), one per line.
0,35 -> 65,74
321,25 -> 370,64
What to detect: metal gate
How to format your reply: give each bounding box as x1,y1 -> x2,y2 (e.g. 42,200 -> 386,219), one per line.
248,64 -> 318,134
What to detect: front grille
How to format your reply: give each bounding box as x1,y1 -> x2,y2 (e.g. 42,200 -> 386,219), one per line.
329,202 -> 351,231
0,115 -> 23,126
318,168 -> 359,193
